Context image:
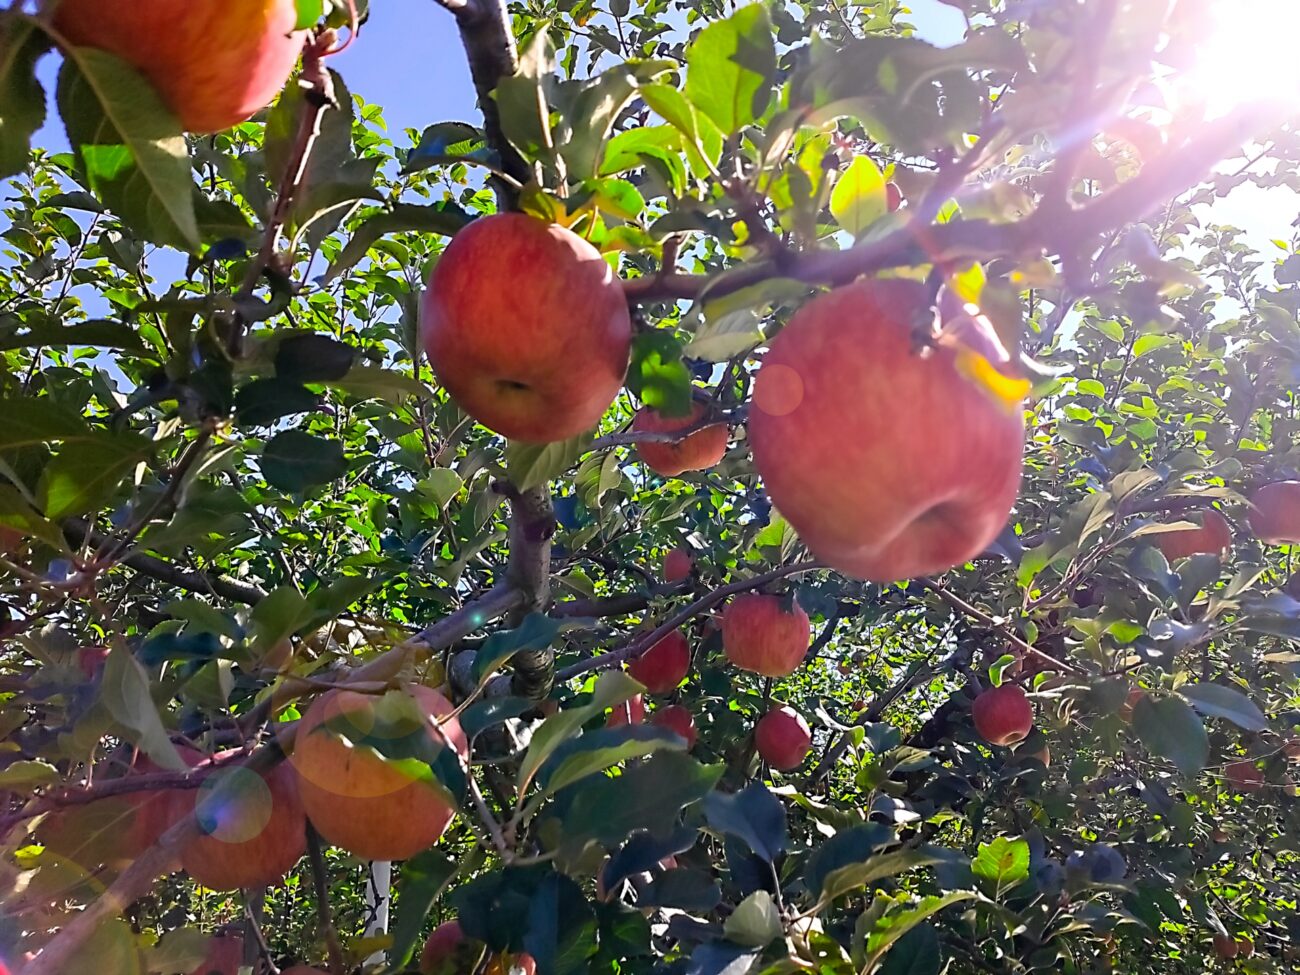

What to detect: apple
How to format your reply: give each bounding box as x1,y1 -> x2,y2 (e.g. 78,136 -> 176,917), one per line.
651,704 -> 698,749
421,922 -> 535,975
886,182 -> 903,211
971,684 -> 1033,745
0,525 -> 22,555
607,694 -> 645,727
1247,480 -> 1300,544
76,645 -> 110,680
1212,934 -> 1239,959
1224,760 -> 1264,793
422,213 -> 633,443
51,0 -> 305,134
291,685 -> 469,861
1283,738 -> 1300,761
627,630 -> 690,694
1154,509 -> 1232,561
1118,687 -> 1145,722
187,933 -> 243,975
755,706 -> 812,770
663,546 -> 694,583
176,756 -> 306,891
632,402 -> 729,477
721,593 -> 811,677
1237,938 -> 1255,958
748,279 -> 1024,581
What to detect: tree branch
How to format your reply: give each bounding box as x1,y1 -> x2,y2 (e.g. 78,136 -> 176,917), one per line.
306,825 -> 347,975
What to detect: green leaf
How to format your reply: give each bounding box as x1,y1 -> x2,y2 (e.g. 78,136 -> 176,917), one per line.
57,47 -> 198,250
473,612 -> 566,685
538,725 -> 685,797
0,318 -> 146,353
805,824 -> 895,898
863,893 -> 977,963
494,29 -> 555,158
261,430 -> 348,491
234,378 -> 321,427
830,155 -> 887,236
387,848 -> 472,971
0,397 -> 94,449
0,15 -> 49,179
878,924 -> 942,975
100,646 -> 186,770
274,333 -> 356,381
506,434 -> 593,492
294,0 -> 325,29
1177,683 -> 1267,733
684,276 -> 807,362
322,202 -> 472,283
561,60 -> 673,181
323,364 -> 434,405
819,847 -> 947,904
523,872 -> 599,975
1132,694 -> 1209,775
704,782 -> 790,863
684,5 -> 776,135
0,759 -> 59,791
561,750 -> 723,846
724,891 -> 782,948
518,670 -> 643,793
972,836 -> 1030,891
627,331 -> 692,417
37,433 -> 152,520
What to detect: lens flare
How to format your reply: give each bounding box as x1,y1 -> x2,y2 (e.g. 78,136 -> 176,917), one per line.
1181,0 -> 1300,116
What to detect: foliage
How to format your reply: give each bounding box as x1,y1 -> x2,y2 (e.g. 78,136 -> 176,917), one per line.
0,0 -> 1298,973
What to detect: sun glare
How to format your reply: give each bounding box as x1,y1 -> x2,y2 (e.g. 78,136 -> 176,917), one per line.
1182,0 -> 1300,117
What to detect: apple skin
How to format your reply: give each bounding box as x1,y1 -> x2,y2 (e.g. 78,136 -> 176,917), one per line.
748,279 -> 1024,582
755,707 -> 812,770
971,684 -> 1033,745
628,630 -> 690,694
52,0 -> 305,134
607,694 -> 645,727
291,685 -> 469,861
176,755 -> 306,891
187,933 -> 243,975
1118,687 -> 1145,722
633,403 -> 729,477
651,704 -> 698,749
1212,934 -> 1239,959
721,593 -> 811,677
76,645 -> 110,680
1224,760 -> 1264,793
1155,509 -> 1232,561
420,922 -> 536,975
1248,480 -> 1300,544
664,547 -> 694,583
885,182 -> 903,211
422,213 -> 633,443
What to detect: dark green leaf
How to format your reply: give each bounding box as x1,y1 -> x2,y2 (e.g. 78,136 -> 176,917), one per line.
234,378 -> 322,427
627,330 -> 692,417
1132,695 -> 1209,776
703,782 -> 789,863
0,15 -> 49,179
563,750 -> 723,846
1177,683 -> 1267,733
261,430 -> 348,491
804,823 -> 895,898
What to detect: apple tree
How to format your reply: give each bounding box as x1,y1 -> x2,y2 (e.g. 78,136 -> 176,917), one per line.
0,0 -> 1298,972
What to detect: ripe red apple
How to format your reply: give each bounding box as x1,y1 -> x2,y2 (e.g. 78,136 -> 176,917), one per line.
1248,480 -> 1300,544
632,402 -> 729,477
187,933 -> 243,975
748,279 -> 1024,581
1212,934 -> 1239,959
51,0 -> 305,134
176,756 -> 306,891
607,694 -> 645,727
422,213 -> 633,442
1118,686 -> 1145,722
291,685 -> 469,861
755,707 -> 812,770
663,546 -> 694,583
75,645 -> 110,680
886,181 -> 903,211
1237,938 -> 1255,958
421,922 -> 535,975
721,593 -> 811,677
627,630 -> 690,694
651,704 -> 698,749
1155,509 -> 1232,561
1224,760 -> 1264,793
971,684 -> 1033,745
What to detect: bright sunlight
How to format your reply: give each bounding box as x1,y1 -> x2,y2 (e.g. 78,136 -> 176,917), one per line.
1182,0 -> 1300,116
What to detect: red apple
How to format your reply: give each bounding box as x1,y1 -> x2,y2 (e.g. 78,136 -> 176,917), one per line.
1118,687 -> 1145,722
76,645 -> 110,680
607,694 -> 645,728
1237,938 -> 1255,958
1212,934 -> 1239,959
886,181 -> 903,211
421,922 -> 535,975
651,705 -> 698,749
1155,509 -> 1232,561
972,684 -> 1033,745
176,756 -> 306,891
1224,760 -> 1264,793
1248,480 -> 1300,544
627,630 -> 690,694
755,707 -> 812,770
52,0 -> 305,134
748,279 -> 1024,581
291,685 -> 469,861
721,593 -> 811,677
1282,738 -> 1300,761
663,546 -> 694,583
632,402 -> 729,477
422,213 -> 633,443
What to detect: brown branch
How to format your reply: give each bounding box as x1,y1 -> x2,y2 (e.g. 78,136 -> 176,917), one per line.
552,580 -> 689,619
501,486 -> 556,700
306,825 -> 347,975
923,579 -> 1082,676
554,561 -> 822,682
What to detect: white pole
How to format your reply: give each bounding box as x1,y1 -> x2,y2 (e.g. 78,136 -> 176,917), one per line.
363,860 -> 392,969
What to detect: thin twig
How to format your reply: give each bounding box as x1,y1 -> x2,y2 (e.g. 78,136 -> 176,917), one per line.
306,825 -> 347,975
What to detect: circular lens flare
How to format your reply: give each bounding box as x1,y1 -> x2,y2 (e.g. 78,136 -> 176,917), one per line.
1182,0 -> 1300,116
